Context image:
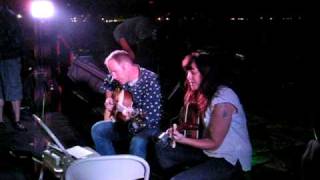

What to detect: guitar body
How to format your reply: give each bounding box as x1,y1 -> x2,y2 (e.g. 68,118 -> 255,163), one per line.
157,102 -> 202,148
180,103 -> 201,139
113,88 -> 134,121
105,88 -> 146,135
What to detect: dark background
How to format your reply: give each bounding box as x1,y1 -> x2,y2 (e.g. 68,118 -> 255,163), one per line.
12,0 -> 315,125
6,0 -> 317,142
1,1 -> 318,179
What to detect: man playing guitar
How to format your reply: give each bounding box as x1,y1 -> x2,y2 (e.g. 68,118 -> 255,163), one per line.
91,50 -> 162,160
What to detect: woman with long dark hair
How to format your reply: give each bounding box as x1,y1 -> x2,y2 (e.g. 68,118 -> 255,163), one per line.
155,49 -> 252,180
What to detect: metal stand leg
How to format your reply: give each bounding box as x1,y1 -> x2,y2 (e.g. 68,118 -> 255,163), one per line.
32,156 -> 45,180
42,92 -> 46,120
38,166 -> 44,180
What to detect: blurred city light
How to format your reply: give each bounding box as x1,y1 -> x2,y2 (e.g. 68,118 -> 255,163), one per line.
31,0 -> 55,19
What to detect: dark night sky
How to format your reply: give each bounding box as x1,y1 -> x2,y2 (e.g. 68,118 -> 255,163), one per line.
7,0 -> 316,124
9,0 -> 311,17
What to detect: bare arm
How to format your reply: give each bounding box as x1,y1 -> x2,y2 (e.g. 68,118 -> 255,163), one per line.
173,103 -> 235,150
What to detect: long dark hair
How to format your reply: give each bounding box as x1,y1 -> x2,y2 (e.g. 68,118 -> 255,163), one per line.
183,49 -> 236,117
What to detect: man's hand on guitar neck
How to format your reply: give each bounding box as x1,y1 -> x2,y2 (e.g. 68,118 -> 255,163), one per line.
104,97 -> 115,121
104,97 -> 115,112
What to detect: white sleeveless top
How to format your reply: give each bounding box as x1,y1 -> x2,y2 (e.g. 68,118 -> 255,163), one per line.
203,86 -> 252,171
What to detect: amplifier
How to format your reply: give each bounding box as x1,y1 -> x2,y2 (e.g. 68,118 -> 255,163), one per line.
42,144 -> 75,178
42,144 -> 100,178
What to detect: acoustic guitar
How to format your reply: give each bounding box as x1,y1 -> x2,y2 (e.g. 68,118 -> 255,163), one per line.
102,81 -> 147,135
158,102 -> 202,148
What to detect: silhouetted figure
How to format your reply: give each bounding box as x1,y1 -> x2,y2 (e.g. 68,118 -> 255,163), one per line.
0,2 -> 26,131
113,15 -> 158,72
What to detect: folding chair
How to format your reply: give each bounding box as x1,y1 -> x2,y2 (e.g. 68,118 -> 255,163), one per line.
65,154 -> 150,180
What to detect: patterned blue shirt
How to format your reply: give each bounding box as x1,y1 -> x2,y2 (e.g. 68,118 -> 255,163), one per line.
123,67 -> 162,129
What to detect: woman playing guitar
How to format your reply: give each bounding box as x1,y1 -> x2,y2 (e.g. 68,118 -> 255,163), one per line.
155,49 -> 252,180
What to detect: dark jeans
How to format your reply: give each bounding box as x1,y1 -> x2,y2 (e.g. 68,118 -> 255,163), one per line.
155,143 -> 243,180
91,121 -> 159,159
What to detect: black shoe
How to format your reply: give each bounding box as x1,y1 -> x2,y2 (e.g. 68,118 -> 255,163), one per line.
13,121 -> 27,131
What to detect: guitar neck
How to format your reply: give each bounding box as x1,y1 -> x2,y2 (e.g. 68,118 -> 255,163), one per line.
73,59 -> 107,81
173,123 -> 200,139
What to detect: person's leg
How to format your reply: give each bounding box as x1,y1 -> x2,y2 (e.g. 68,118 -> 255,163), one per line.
11,100 -> 20,122
2,58 -> 25,130
0,60 -> 5,123
91,121 -> 118,155
129,128 -> 159,159
11,100 -> 26,130
155,143 -> 206,170
171,158 -> 242,180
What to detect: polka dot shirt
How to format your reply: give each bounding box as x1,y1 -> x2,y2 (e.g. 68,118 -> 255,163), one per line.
123,67 -> 162,129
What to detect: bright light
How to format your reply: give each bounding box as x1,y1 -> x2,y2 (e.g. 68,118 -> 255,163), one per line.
31,0 -> 55,19
17,14 -> 23,19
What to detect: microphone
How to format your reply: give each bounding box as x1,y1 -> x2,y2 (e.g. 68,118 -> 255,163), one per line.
105,74 -> 114,83
100,74 -> 115,93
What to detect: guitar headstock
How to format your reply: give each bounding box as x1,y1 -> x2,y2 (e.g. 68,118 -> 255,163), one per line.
99,74 -> 121,93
